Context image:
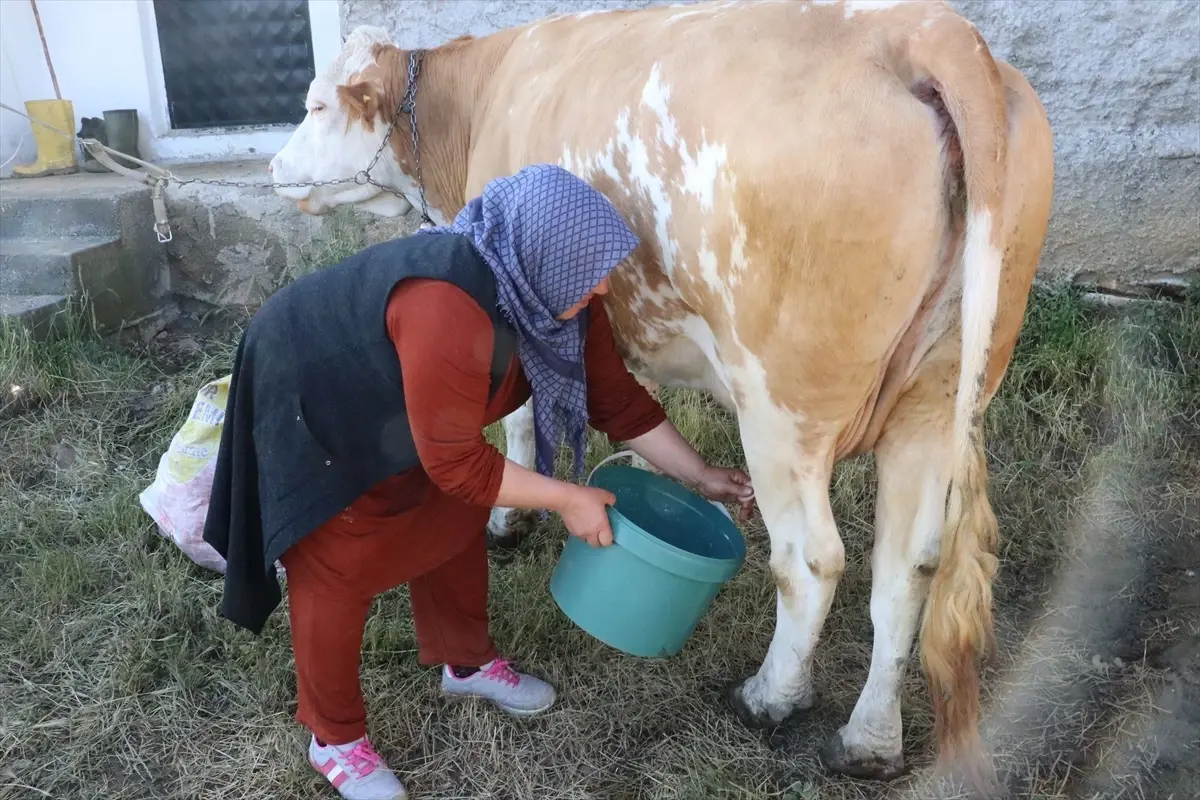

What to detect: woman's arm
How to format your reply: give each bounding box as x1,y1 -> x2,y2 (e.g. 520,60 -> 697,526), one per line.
389,281 -> 617,545
623,419 -> 709,485
581,298 -> 670,442
388,279 -> 509,506
492,458 -> 575,513
582,298 -> 755,519
494,458 -> 618,547
625,420 -> 756,520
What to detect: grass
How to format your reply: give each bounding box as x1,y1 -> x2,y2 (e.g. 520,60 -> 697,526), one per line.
1,268 -> 1197,799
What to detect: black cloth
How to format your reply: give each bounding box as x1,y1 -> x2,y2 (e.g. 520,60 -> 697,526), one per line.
202,232 -> 516,635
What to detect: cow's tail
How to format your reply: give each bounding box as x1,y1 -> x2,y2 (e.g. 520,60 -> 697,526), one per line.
907,16 -> 1009,780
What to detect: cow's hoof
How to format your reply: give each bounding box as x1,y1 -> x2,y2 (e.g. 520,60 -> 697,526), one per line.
723,675 -> 809,730
819,729 -> 905,782
486,509 -> 539,551
486,528 -> 522,552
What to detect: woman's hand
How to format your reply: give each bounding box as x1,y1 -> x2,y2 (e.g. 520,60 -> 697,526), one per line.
560,485 -> 618,547
690,464 -> 756,522
623,421 -> 758,522
492,459 -> 617,547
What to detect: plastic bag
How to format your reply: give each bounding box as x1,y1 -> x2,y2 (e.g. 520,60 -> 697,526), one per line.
139,375 -> 231,573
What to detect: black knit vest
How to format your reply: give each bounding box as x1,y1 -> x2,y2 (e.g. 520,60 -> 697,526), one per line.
243,232 -> 516,559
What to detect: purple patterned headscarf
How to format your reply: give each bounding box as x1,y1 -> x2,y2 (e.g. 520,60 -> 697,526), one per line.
419,164 -> 640,477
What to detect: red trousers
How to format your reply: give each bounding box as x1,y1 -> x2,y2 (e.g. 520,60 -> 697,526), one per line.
279,484 -> 497,745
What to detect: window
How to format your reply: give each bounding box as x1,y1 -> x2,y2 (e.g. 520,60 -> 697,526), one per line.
152,0 -> 316,130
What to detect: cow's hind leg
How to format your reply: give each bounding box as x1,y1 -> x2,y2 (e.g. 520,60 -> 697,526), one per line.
821,370 -> 954,780
726,416 -> 844,726
486,401 -> 539,549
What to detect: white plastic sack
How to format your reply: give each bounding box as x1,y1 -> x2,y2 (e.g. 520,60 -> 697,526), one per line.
139,375 -> 231,573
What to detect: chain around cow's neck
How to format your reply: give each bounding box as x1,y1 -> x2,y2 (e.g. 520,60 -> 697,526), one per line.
398,49 -> 433,226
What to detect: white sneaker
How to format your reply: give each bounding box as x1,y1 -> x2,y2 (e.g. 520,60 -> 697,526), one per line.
441,657 -> 556,716
307,734 -> 407,799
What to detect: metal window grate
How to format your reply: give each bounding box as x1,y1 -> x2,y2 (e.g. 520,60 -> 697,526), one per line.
153,0 -> 316,130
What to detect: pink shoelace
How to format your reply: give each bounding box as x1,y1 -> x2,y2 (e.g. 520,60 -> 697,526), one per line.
340,738 -> 383,778
482,657 -> 520,688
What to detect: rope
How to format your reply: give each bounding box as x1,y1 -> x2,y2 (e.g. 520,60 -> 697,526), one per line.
0,100 -> 171,177
3,100 -> 180,243
0,134 -> 26,171
0,98 -> 423,242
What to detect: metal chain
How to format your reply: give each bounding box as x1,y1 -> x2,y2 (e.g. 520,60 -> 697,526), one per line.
172,87 -> 399,190
400,50 -> 433,225
148,52 -> 435,224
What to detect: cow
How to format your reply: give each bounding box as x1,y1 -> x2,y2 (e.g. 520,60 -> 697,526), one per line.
268,0 -> 1055,785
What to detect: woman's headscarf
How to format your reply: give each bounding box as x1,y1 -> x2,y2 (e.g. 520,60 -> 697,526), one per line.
419,164 -> 640,478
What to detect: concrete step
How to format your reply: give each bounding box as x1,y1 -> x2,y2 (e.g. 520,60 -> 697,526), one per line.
0,236 -> 122,295
0,173 -> 169,334
0,293 -> 69,340
0,176 -> 147,239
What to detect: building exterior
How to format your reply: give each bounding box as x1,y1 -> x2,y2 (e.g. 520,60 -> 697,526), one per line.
0,0 -> 342,171
2,0 -> 1196,284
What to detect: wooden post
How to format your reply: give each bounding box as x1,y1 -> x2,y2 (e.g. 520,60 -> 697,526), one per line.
29,0 -> 62,101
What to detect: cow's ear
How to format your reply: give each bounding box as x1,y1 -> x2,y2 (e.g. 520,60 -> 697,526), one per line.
336,80 -> 382,124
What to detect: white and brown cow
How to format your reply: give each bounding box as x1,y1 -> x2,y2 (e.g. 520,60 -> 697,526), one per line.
269,0 -> 1055,784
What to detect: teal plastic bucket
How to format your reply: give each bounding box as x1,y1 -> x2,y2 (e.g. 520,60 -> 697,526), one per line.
549,451 -> 747,658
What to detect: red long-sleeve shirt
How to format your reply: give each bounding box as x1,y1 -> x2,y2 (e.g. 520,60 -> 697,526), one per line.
344,278 -> 666,521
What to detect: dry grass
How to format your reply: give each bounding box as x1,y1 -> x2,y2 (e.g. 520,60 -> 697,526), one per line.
1,265 -> 1197,799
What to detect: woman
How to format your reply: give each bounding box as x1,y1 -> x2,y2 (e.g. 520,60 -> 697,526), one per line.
203,164 -> 754,799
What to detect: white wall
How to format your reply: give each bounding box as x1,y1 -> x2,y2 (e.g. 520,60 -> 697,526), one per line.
0,0 -> 342,177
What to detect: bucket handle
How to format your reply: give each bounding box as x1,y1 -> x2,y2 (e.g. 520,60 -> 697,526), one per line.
587,450 -> 733,522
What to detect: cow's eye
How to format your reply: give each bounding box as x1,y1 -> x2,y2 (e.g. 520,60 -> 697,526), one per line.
309,103 -> 326,115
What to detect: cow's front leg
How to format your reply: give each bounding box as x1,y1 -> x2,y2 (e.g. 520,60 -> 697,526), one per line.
726,424 -> 843,726
486,401 -> 539,549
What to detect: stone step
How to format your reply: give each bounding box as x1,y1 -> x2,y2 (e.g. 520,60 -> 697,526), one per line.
0,173 -> 169,335
0,176 -> 147,239
0,236 -> 122,295
0,293 -> 69,340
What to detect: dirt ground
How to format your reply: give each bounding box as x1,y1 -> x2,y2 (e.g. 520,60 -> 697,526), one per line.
1,286 -> 1197,800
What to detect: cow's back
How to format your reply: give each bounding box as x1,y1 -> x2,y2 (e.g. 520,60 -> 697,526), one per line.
466,0 -> 963,416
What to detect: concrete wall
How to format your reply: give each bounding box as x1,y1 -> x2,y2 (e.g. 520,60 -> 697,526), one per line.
0,0 -> 343,176
341,0 -> 1199,286
159,162 -> 415,308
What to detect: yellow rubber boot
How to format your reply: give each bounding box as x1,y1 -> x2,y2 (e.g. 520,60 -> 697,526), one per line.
12,99 -> 79,178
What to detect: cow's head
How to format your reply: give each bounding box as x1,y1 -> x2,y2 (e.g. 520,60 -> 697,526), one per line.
269,26 -> 419,218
